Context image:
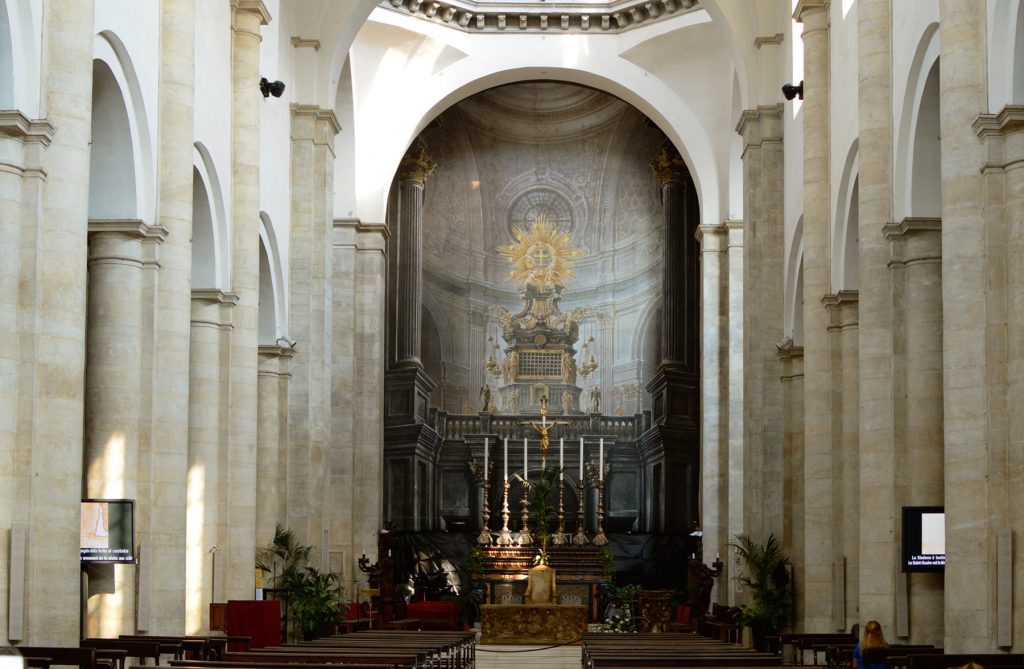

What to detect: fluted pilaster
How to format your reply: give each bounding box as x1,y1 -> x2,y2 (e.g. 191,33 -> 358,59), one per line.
394,141 -> 435,369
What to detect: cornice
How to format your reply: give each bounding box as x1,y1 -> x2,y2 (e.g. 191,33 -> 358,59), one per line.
820,289 -> 859,307
191,288 -> 240,306
290,37 -> 320,51
754,33 -> 784,48
0,112 -> 55,144
883,217 -> 941,240
290,103 -> 342,136
258,343 -> 296,359
232,0 -> 272,25
380,0 -> 701,34
793,0 -> 828,24
777,344 -> 804,362
973,105 -> 1024,139
88,219 -> 168,242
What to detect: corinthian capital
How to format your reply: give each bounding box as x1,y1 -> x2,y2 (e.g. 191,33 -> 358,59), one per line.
649,143 -> 689,186
398,140 -> 437,184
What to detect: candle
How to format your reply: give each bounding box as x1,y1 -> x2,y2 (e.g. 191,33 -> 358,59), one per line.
483,437 -> 488,479
523,438 -> 528,480
579,437 -> 584,480
599,438 -> 604,480
503,438 -> 508,481
559,438 -> 564,480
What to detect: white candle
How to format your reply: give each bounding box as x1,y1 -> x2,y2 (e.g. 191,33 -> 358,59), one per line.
483,437 -> 488,479
599,438 -> 604,480
559,438 -> 564,480
523,437 -> 528,480
503,438 -> 508,481
579,437 -> 584,480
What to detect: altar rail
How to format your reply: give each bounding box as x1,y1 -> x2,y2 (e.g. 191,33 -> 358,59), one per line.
432,409 -> 650,442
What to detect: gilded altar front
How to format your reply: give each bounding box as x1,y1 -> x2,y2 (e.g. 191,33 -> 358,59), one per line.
479,604 -> 589,645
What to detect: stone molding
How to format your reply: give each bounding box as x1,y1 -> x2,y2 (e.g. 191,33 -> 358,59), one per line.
974,106 -> 1024,171
191,288 -> 240,305
822,290 -> 859,330
754,33 -> 784,48
885,217 -> 941,267
257,344 -> 295,377
696,222 -> 727,252
0,111 -> 55,144
290,104 -> 342,137
88,218 -> 168,242
232,0 -> 271,25
191,289 -> 239,329
736,105 -> 783,150
289,37 -> 321,50
333,218 -> 390,253
793,0 -> 828,24
883,217 -> 941,240
381,0 -> 700,34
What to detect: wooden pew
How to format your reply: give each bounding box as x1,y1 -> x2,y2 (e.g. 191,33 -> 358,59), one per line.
15,647 -> 98,669
581,633 -> 783,669
303,631 -> 474,669
82,639 -> 162,666
222,651 -> 425,669
907,654 -> 1024,669
777,634 -> 854,665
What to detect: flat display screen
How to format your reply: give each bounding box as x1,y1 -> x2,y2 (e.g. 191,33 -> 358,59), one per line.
81,499 -> 136,563
902,506 -> 944,572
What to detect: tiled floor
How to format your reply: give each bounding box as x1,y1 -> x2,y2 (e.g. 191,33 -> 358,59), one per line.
476,643 -> 581,669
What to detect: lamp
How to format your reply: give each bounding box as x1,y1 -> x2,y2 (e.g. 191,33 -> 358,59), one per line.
259,77 -> 286,98
782,81 -> 804,101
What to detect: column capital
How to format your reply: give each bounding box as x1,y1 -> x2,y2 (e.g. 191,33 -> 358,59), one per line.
290,103 -> 342,144
736,105 -> 783,146
333,218 -> 389,252
88,218 -> 168,242
696,223 -> 727,252
0,111 -> 55,144
191,288 -> 240,306
777,342 -> 804,363
231,0 -> 271,26
793,0 -> 828,24
649,143 -> 689,186
397,140 -> 436,184
883,217 -> 941,240
973,105 -> 1024,139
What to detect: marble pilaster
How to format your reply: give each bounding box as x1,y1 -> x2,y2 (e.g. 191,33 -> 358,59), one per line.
938,0 -> 992,652
0,115 -> 52,644
697,222 -> 728,602
84,220 -> 165,637
822,291 -> 858,632
856,0 -> 898,637
287,104 -> 340,551
795,0 -> 833,632
332,219 -> 388,594
257,345 -> 293,552
886,217 -> 943,645
145,0 -> 195,634
26,0 -> 95,644
186,290 -> 236,633
227,0 -> 270,599
394,141 -> 434,369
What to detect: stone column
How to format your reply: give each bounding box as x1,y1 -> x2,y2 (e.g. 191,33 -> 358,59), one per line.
257,345 -> 293,550
938,0 -> 991,652
394,141 -> 434,369
227,0 -> 270,599
83,221 -> 164,637
185,291 -> 236,633
287,105 -> 340,550
778,345 -> 805,624
725,220 -> 744,606
25,0 -> 95,644
145,0 -> 195,634
823,291 -> 858,632
735,106 -> 784,543
0,115 -> 52,644
885,218 -> 943,644
857,0 -> 898,637
795,0 -> 833,632
644,144 -> 700,532
697,221 -> 728,601
332,219 -> 388,594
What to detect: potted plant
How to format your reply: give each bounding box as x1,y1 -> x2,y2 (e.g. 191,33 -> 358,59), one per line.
729,533 -> 792,651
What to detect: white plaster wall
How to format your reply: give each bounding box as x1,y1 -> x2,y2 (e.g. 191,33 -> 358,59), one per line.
344,9 -> 724,231
94,0 -> 159,225
3,0 -> 42,116
829,0 -> 859,294
987,0 -> 1024,112
194,0 -> 233,288
782,11 -> 804,339
258,0 -> 292,324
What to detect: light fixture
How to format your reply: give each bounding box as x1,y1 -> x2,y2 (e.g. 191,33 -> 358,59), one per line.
782,81 -> 804,101
259,77 -> 286,98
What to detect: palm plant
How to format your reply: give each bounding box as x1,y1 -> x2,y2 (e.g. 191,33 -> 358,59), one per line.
729,533 -> 792,636
520,466 -> 560,559
256,523 -> 312,588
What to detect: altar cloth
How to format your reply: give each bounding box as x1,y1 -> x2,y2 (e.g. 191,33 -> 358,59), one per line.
479,604 -> 588,645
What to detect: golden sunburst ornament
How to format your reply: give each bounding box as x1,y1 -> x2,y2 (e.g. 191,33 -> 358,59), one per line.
497,215 -> 584,290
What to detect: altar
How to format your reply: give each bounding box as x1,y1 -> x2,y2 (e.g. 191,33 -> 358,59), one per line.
480,604 -> 589,645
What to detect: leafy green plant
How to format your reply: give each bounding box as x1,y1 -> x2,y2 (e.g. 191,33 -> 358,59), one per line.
729,533 -> 792,634
601,584 -> 641,632
599,547 -> 615,580
256,523 -> 312,588
465,547 -> 485,574
285,567 -> 347,636
517,466 -> 560,559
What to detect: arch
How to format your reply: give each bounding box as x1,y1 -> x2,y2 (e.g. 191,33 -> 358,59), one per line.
89,58 -> 137,219
343,25 -> 722,230
193,143 -> 228,289
0,1 -> 13,108
784,216 -> 804,344
632,300 -> 661,390
92,31 -> 154,224
258,212 -> 287,344
895,23 -> 940,222
832,140 -> 859,291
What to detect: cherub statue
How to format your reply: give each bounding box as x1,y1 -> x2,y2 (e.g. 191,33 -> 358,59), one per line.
479,384 -> 491,412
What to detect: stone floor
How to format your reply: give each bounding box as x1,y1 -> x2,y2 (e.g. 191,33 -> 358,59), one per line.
476,644 -> 581,669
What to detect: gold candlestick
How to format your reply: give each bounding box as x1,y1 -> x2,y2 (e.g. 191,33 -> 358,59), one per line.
496,480 -> 513,546
518,485 -> 533,546
572,477 -> 588,545
478,479 -> 492,545
593,478 -> 608,546
552,478 -> 567,545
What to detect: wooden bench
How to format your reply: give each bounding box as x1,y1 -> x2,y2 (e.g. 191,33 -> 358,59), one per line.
222,651 -> 424,669
15,647 -> 98,669
581,633 -> 782,669
82,639 -> 162,666
907,654 -> 1024,669
778,634 -> 854,665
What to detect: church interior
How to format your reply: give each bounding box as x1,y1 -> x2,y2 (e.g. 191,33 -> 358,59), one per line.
2,0 -> 1024,658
